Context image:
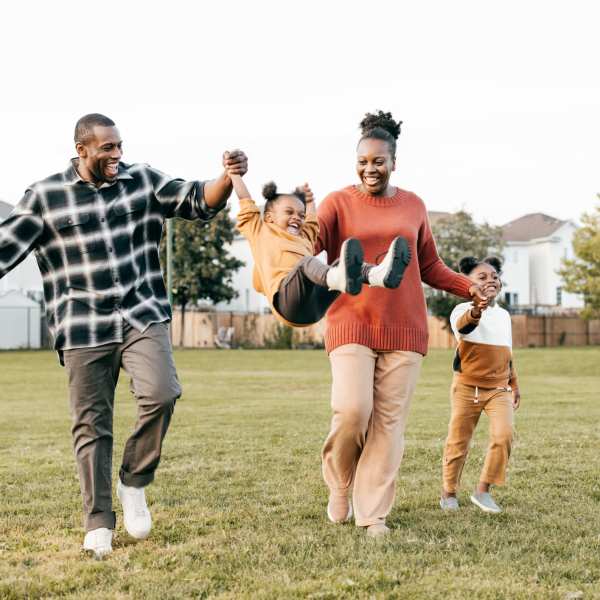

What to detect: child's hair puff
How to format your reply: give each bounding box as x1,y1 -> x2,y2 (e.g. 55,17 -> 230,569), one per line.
459,255 -> 503,275
262,181 -> 306,214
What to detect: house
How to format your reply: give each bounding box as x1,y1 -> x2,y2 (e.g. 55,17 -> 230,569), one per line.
0,200 -> 43,297
215,234 -> 270,313
0,290 -> 42,349
501,213 -> 582,310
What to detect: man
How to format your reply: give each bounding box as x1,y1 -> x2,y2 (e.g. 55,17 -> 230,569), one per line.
0,113 -> 247,558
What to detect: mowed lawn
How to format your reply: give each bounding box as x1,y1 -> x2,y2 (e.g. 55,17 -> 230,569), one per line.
1,347 -> 600,599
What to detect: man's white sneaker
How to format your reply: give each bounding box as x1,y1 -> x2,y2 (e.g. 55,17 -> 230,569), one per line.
117,480 -> 152,540
326,238 -> 364,295
367,236 -> 411,289
83,527 -> 113,559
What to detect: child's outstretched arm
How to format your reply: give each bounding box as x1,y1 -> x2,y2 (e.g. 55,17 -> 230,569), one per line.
224,156 -> 260,236
299,183 -> 319,246
230,173 -> 251,202
302,183 -> 316,217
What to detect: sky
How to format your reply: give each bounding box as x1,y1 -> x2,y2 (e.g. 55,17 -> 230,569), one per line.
1,0 -> 598,226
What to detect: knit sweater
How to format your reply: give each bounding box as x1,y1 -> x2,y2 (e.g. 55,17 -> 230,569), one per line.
315,185 -> 473,355
450,302 -> 519,389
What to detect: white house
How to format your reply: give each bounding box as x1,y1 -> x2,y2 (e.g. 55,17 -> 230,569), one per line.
0,290 -> 42,349
501,213 -> 583,310
0,200 -> 44,297
215,234 -> 270,313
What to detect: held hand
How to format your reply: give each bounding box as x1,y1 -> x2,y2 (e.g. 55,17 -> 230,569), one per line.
469,284 -> 487,303
222,149 -> 248,177
512,388 -> 521,410
302,183 -> 315,204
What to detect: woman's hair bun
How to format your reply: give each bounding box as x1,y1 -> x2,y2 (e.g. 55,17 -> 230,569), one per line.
359,110 -> 402,139
459,256 -> 480,275
484,256 -> 503,274
262,181 -> 278,201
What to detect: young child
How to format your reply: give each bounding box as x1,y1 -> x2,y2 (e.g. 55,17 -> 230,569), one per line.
229,170 -> 410,327
440,256 -> 521,514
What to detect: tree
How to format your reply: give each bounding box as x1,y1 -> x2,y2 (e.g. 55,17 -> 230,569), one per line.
558,198 -> 600,319
427,210 -> 505,327
161,207 -> 244,345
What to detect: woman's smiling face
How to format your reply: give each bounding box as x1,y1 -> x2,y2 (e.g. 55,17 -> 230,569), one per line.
356,137 -> 395,196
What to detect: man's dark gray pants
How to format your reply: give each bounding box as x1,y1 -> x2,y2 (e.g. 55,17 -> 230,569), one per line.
63,322 -> 181,531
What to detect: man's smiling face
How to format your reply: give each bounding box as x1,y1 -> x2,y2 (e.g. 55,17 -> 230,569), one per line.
76,125 -> 123,185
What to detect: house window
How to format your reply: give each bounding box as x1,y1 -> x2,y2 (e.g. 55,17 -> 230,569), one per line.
556,287 -> 562,306
504,292 -> 519,306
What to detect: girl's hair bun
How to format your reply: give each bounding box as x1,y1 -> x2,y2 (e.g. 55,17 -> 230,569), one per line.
484,256 -> 503,274
459,256 -> 480,275
359,110 -> 402,139
262,181 -> 278,201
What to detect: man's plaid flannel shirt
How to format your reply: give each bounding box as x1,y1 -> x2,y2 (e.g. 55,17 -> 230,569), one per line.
0,160 -> 222,353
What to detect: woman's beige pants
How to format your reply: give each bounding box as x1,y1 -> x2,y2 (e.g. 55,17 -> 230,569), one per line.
322,344 -> 423,527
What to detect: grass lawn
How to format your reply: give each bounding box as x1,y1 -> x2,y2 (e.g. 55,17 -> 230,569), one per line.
1,347 -> 600,599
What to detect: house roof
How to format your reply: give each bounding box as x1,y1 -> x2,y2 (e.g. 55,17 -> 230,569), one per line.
502,213 -> 566,242
428,211 -> 452,225
0,200 -> 13,219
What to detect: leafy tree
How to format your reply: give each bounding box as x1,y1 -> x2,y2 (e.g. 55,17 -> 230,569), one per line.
427,210 -> 505,327
558,198 -> 600,319
161,207 -> 244,345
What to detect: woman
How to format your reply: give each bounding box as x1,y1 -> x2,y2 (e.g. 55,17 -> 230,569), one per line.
315,110 -> 484,537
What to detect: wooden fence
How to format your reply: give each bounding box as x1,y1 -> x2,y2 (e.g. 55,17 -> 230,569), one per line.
169,310 -> 600,350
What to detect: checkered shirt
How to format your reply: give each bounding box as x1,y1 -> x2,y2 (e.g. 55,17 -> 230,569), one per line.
0,160 -> 221,351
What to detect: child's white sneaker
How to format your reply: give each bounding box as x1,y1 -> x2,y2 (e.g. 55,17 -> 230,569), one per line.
117,480 -> 152,539
367,236 -> 411,289
326,238 -> 364,295
440,496 -> 459,511
83,527 -> 113,559
470,491 -> 502,514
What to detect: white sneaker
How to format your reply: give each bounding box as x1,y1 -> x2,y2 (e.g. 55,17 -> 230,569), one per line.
470,491 -> 502,514
117,480 -> 152,539
367,236 -> 411,289
326,238 -> 364,295
83,527 -> 113,559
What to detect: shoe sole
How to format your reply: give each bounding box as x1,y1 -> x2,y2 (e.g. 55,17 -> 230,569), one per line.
470,494 -> 502,514
341,238 -> 364,296
383,237 -> 411,289
83,547 -> 112,560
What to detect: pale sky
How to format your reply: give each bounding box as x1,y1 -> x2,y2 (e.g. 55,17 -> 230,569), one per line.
1,0 -> 598,226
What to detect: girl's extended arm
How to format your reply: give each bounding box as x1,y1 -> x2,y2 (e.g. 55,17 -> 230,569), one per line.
230,173 -> 251,201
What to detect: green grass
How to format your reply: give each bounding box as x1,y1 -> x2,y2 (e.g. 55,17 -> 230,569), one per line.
1,347 -> 600,599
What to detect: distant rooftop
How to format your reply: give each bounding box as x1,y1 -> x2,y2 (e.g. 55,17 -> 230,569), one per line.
502,213 -> 566,242
428,211 -> 452,226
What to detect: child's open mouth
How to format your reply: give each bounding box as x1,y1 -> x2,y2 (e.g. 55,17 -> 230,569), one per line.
287,224 -> 300,235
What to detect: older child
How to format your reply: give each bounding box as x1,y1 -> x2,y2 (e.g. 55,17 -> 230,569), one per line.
230,170 -> 410,327
440,256 -> 521,514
